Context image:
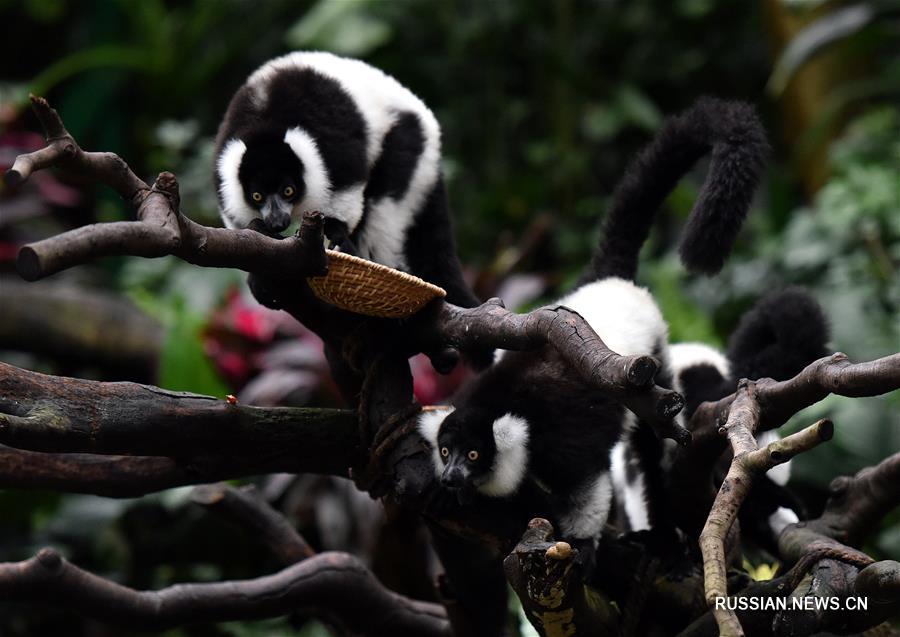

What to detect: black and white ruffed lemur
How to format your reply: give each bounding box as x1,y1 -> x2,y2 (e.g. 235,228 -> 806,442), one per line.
418,97 -> 769,568
213,51 -> 479,309
610,289 -> 829,552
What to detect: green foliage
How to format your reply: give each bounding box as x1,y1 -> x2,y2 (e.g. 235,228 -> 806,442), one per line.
124,257 -> 240,396
286,0 -> 392,57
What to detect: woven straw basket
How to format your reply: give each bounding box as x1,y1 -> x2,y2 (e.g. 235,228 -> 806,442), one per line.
307,250 -> 446,318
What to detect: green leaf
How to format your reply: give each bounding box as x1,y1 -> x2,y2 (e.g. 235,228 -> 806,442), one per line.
767,4 -> 876,96
158,299 -> 229,397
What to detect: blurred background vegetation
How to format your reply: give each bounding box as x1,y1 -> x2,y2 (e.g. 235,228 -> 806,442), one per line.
0,0 -> 897,635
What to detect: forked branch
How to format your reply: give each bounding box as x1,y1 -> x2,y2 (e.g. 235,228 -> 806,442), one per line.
6,95 -> 327,281
670,352 -> 900,538
698,382 -> 834,636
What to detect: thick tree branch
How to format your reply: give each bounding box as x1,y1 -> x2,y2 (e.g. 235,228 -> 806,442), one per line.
6,95 -> 327,281
680,454 -> 899,637
795,450 -> 900,548
0,549 -> 450,636
192,483 -> 315,564
0,443 -> 356,498
0,363 -> 358,474
778,452 -> 900,570
690,352 -> 900,450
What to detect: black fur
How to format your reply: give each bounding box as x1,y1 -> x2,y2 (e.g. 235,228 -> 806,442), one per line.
236,130 -> 304,206
584,97 -> 768,283
215,57 -> 481,311
671,288 -> 829,550
678,364 -> 734,419
727,287 -> 830,383
436,349 -> 626,528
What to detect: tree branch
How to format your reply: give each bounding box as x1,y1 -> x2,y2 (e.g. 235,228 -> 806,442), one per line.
670,352 -> 900,539
0,548 -> 450,636
6,95 -> 327,281
413,299 -> 688,443
0,362 -> 359,475
699,377 -> 834,636
192,483 -> 315,564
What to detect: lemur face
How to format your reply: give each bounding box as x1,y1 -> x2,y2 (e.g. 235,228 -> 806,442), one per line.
435,410 -> 498,493
237,139 -> 304,233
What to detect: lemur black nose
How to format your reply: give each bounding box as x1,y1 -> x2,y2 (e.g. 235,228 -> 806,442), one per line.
266,212 -> 291,233
441,467 -> 466,489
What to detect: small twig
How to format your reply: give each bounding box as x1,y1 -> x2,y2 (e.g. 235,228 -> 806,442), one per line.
192,483 -> 315,565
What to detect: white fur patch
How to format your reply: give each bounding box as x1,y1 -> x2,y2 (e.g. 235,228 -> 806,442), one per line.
283,127 -> 334,217
417,407 -> 452,479
768,506 -> 799,536
217,138 -> 256,228
669,342 -> 731,379
609,438 -> 651,532
756,429 -> 792,486
356,110 -> 441,270
669,341 -> 731,440
478,414 -> 529,498
558,471 -> 613,539
556,278 -> 668,356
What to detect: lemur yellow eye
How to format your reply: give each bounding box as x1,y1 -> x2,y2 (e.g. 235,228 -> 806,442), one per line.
251,192 -> 263,203
467,450 -> 479,461
440,447 -> 449,459
283,186 -> 295,198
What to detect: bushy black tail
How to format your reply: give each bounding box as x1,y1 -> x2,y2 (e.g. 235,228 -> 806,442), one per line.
585,97 -> 768,283
727,287 -> 830,382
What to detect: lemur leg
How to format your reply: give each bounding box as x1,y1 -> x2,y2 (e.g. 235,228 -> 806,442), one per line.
569,537 -> 599,580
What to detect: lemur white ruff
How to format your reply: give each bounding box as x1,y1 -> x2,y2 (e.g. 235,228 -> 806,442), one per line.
420,98 -> 769,560
214,51 -> 478,307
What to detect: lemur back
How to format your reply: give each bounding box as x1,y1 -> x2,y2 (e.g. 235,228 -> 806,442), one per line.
214,51 -> 479,308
